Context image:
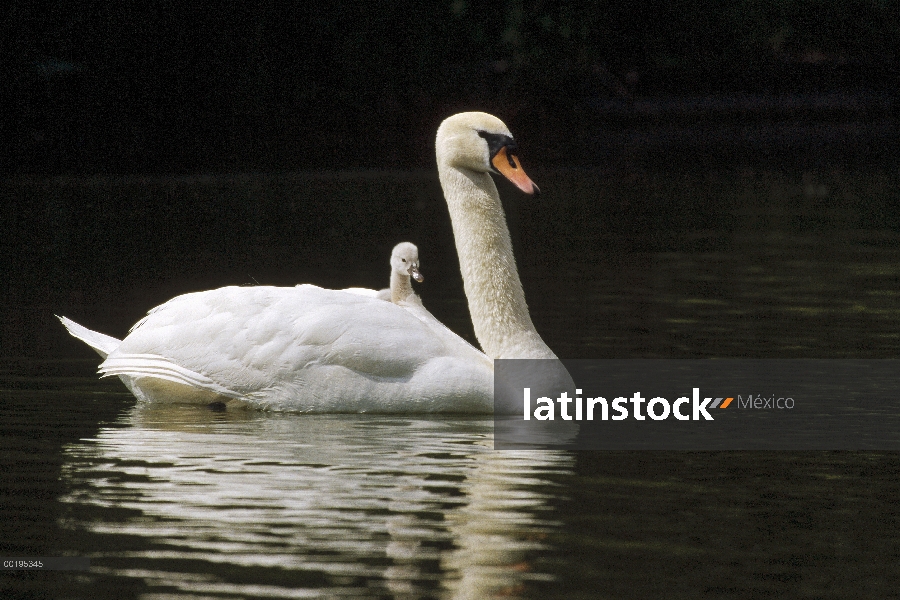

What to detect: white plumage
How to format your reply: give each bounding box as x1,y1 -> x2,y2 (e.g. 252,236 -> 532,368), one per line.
342,241 -> 423,304
59,111 -> 553,412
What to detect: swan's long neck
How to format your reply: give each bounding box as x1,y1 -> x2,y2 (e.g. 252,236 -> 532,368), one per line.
438,164 -> 556,359
390,270 -> 413,303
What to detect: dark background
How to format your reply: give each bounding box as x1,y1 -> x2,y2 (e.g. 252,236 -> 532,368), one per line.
2,1 -> 900,358
3,0 -> 898,174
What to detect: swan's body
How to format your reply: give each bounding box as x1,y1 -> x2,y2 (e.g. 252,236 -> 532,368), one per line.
63,285 -> 490,411
60,111 -> 559,412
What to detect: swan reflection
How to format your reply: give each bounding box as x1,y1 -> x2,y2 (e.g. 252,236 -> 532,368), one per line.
61,405 -> 573,598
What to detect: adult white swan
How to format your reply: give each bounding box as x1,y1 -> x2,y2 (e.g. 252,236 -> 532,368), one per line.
59,112 -> 558,412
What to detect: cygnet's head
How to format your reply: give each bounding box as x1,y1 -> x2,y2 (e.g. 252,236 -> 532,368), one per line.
390,242 -> 423,282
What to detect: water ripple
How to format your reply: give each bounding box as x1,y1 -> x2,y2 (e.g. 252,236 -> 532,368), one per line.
60,405 -> 573,598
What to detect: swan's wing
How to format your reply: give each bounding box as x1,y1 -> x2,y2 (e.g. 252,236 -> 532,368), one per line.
341,287 -> 393,301
398,301 -> 493,369
102,285 -> 490,410
340,287 -> 380,298
99,353 -> 246,399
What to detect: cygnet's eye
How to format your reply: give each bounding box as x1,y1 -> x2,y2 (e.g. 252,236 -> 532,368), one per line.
401,258 -> 407,263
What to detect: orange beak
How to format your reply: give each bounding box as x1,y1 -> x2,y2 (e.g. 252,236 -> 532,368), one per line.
491,147 -> 540,195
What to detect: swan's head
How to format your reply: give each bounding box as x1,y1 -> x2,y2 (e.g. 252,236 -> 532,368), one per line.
436,112 -> 539,195
390,242 -> 424,282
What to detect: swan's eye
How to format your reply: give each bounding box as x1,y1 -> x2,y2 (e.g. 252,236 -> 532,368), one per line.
477,131 -> 518,171
401,258 -> 407,262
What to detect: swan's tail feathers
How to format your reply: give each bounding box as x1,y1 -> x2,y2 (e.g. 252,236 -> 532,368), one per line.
99,354 -> 245,401
57,316 -> 122,359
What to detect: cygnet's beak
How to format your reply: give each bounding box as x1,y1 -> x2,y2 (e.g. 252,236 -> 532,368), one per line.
409,265 -> 424,282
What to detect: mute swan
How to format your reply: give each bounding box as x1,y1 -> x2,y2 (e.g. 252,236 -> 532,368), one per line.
59,111 -> 558,412
380,242 -> 424,304
344,242 -> 424,304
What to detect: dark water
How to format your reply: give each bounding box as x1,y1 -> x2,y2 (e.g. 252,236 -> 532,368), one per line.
3,168 -> 900,598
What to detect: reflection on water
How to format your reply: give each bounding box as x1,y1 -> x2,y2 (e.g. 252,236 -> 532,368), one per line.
59,405 -> 572,598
